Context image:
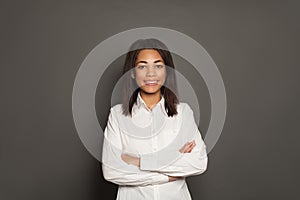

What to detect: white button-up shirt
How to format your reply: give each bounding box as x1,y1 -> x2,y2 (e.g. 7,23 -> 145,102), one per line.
102,92 -> 208,200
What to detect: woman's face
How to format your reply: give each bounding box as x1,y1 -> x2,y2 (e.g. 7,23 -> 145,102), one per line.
132,49 -> 167,95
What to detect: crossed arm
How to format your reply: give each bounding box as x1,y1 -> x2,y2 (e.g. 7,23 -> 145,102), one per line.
101,106 -> 208,186
121,140 -> 197,181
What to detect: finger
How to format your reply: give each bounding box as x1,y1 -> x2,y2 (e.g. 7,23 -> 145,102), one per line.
121,153 -> 128,162
185,142 -> 196,153
186,146 -> 194,153
179,142 -> 190,153
181,142 -> 194,153
179,140 -> 196,153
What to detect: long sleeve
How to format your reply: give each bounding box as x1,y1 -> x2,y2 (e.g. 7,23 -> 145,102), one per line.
101,107 -> 169,186
139,103 -> 208,177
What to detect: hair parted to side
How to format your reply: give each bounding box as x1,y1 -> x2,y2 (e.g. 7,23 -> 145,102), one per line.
121,38 -> 179,117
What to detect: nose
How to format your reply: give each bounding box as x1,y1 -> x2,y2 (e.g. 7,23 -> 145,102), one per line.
146,66 -> 157,77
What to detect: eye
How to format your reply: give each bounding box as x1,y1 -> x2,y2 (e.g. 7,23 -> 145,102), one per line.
156,65 -> 164,69
136,65 -> 146,69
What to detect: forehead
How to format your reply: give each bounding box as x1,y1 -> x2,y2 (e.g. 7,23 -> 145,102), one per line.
136,49 -> 163,61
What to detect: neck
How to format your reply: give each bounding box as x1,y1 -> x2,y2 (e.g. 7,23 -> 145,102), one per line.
140,91 -> 161,110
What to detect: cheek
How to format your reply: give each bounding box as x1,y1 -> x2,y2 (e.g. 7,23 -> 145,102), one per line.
158,70 -> 167,81
134,71 -> 145,83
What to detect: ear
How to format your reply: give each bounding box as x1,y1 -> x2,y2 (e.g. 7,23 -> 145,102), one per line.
131,71 -> 135,79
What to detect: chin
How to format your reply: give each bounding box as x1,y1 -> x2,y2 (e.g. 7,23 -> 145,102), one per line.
140,86 -> 161,94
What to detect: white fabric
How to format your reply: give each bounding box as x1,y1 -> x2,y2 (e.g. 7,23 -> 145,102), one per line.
102,92 -> 208,200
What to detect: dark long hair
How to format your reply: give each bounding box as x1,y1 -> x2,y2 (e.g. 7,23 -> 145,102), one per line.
122,38 -> 178,117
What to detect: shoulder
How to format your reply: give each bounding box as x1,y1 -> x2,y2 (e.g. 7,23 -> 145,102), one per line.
177,102 -> 193,114
106,104 -> 124,126
109,104 -> 123,119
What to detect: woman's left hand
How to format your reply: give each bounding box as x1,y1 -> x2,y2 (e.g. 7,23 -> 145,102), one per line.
179,140 -> 196,153
121,153 -> 140,167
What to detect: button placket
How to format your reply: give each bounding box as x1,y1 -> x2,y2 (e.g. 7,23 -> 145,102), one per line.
150,111 -> 155,152
150,110 -> 159,200
153,136 -> 158,152
152,109 -> 159,152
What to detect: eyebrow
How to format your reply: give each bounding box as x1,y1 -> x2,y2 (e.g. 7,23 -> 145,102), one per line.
136,60 -> 164,64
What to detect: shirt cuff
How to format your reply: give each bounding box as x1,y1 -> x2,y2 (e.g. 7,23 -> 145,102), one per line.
151,174 -> 169,185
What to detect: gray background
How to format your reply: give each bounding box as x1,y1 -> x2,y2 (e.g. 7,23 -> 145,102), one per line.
1,0 -> 299,199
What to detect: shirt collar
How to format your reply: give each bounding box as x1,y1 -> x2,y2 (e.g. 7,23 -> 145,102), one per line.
133,92 -> 168,116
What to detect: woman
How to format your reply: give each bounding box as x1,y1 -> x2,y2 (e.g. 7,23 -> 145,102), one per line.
102,38 -> 208,200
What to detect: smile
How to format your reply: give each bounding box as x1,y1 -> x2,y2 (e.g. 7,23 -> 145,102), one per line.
144,80 -> 159,85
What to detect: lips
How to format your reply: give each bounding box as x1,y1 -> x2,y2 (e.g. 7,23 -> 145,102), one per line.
144,80 -> 159,85
145,80 -> 158,83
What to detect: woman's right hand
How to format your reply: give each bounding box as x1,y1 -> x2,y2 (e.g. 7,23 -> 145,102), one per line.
168,176 -> 182,182
179,140 -> 196,153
